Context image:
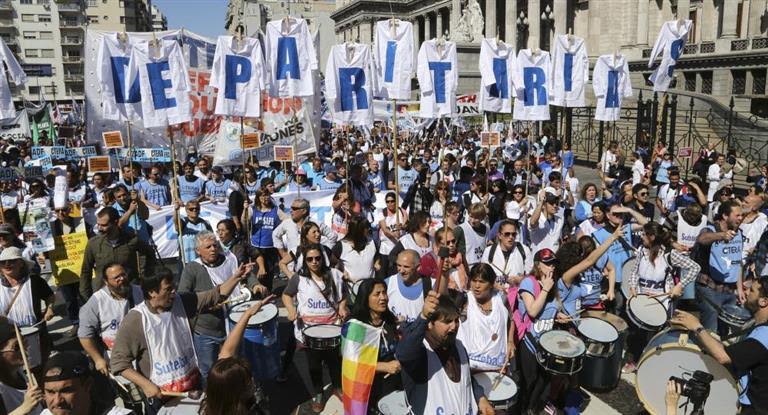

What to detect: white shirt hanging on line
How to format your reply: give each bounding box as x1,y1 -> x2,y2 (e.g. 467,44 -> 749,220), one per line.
648,20 -> 692,92
479,38 -> 516,114
0,38 -> 25,120
264,18 -> 318,97
210,35 -> 267,118
551,35 -> 588,107
97,33 -> 142,121
127,39 -> 192,128
513,49 -> 552,121
417,39 -> 458,119
593,54 -> 633,122
374,19 -> 414,100
325,43 -> 376,126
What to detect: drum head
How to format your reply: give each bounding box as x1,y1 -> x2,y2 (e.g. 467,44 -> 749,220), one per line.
539,330 -> 586,357
228,303 -> 278,326
158,394 -> 204,414
377,390 -> 411,414
637,330 -> 739,415
577,318 -> 619,343
620,257 -> 638,299
473,372 -> 518,401
582,310 -> 628,333
303,324 -> 342,338
718,304 -> 754,326
628,295 -> 667,327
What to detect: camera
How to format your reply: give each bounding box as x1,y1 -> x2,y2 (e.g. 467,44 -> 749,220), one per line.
669,370 -> 714,414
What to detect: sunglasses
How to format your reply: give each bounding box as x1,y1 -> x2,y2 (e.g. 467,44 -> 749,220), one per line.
291,206 -> 305,210
445,239 -> 457,245
0,260 -> 15,267
187,207 -> 199,211
501,232 -> 517,238
513,191 -> 524,194
386,199 -> 395,203
638,192 -> 648,196
306,256 -> 322,263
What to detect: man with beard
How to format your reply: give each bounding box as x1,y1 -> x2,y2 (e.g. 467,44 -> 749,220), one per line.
78,263 -> 143,376
671,275 -> 768,414
657,168 -> 682,224
112,184 -> 150,241
396,291 -> 494,415
694,199 -> 745,332
79,207 -> 156,300
41,351 -> 131,415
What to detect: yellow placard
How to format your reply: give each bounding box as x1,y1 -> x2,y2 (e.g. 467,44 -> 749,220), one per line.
241,132 -> 261,150
274,145 -> 295,162
49,232 -> 88,286
88,156 -> 111,173
102,130 -> 124,149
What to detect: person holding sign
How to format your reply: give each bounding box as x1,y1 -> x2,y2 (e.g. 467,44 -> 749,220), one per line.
138,166 -> 171,211
0,316 -> 44,415
112,185 -> 150,242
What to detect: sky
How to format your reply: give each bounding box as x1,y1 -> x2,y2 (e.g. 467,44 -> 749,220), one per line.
152,0 -> 229,39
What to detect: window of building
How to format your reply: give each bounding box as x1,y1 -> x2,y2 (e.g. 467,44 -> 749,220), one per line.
20,0 -> 32,4
23,31 -> 36,39
701,72 -> 713,94
688,10 -> 697,43
753,69 -> 766,95
685,72 -> 697,92
87,15 -> 98,23
37,0 -> 50,5
28,86 -> 40,95
40,49 -> 54,58
39,31 -> 52,40
736,2 -> 743,38
24,49 -> 38,58
38,14 -> 51,22
21,14 -> 35,22
87,0 -> 96,6
732,70 -> 746,95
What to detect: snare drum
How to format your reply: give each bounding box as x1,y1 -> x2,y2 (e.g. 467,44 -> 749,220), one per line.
302,324 -> 342,350
536,330 -> 586,375
718,303 -> 754,340
228,302 -> 280,380
473,372 -> 518,411
636,328 -> 739,415
577,317 -> 619,357
376,390 -> 413,415
626,294 -> 668,331
579,311 -> 628,390
20,326 -> 41,368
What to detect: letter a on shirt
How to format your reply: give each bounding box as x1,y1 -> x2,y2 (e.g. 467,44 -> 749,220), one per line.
325,43 -> 375,126
210,36 -> 266,117
127,39 -> 191,128
0,38 -> 25,120
265,18 -> 318,97
593,54 -> 633,121
648,20 -> 692,92
513,49 -> 552,121
97,33 -> 142,121
417,40 -> 458,118
479,38 -> 516,114
374,19 -> 413,100
551,35 -> 589,107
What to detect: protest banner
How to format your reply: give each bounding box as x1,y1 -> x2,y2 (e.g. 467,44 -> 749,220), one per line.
88,156 -> 111,173
102,131 -> 124,149
0,168 -> 18,182
0,110 -> 30,143
49,232 -> 88,286
274,145 -> 295,163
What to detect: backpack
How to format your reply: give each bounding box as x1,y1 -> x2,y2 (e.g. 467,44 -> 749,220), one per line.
508,275 -> 540,342
488,241 -> 527,265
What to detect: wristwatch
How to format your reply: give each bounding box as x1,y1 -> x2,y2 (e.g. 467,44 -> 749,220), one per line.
691,326 -> 706,337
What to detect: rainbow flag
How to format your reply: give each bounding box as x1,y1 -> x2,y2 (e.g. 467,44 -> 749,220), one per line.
341,319 -> 382,415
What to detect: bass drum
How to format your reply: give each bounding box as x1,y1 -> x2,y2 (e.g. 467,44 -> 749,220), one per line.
620,256 -> 637,300
636,328 -> 740,415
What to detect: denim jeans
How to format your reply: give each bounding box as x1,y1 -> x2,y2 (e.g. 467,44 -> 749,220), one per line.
193,332 -> 225,386
58,283 -> 80,325
695,284 -> 738,332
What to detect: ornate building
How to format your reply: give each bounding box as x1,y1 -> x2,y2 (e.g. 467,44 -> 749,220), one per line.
330,0 -> 768,115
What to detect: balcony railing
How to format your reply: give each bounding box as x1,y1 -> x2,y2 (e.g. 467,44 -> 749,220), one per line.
731,39 -> 749,51
683,44 -> 698,54
63,74 -> 83,82
57,3 -> 81,12
753,37 -> 768,50
62,56 -> 82,63
61,37 -> 82,45
700,42 -> 715,53
59,19 -> 80,27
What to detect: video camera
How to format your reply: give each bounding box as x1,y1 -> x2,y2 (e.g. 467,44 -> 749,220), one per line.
669,370 -> 714,414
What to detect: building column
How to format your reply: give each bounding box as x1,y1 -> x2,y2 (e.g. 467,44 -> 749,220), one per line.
677,0 -> 690,19
636,0 -> 648,46
485,0 -> 496,38
553,0 -> 567,36
701,0 -> 716,41
424,12 -> 432,40
721,0 -> 738,38
528,0 -> 540,49
413,17 -> 420,63
436,10 -> 444,38
505,0 -> 517,45
450,0 -> 461,36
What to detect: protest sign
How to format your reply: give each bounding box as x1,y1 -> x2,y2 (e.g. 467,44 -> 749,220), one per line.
0,110 -> 30,143
0,168 -> 18,182
88,156 -> 111,173
49,232 -> 88,286
102,131 -> 124,149
274,145 -> 294,163
242,132 -> 261,150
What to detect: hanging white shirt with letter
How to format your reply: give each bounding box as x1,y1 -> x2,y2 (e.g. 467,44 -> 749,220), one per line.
210,36 -> 266,118
265,18 -> 318,97
0,38 -> 26,120
127,39 -> 191,128
479,38 -> 516,114
417,40 -> 458,118
513,49 -> 552,121
593,54 -> 633,121
374,19 -> 413,100
97,33 -> 142,121
648,20 -> 692,92
325,43 -> 375,126
551,35 -> 588,107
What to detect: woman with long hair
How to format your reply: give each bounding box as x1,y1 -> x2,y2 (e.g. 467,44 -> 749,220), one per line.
332,215 -> 379,285
346,279 -> 401,413
201,357 -> 264,415
281,244 -> 348,412
575,201 -> 608,239
487,179 -> 508,226
278,221 -> 331,279
429,180 -> 451,234
387,211 -> 432,274
574,182 -> 599,224
243,188 -> 281,291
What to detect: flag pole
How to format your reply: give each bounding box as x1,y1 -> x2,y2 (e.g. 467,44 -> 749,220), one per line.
392,99 -> 400,228
169,127 -> 186,265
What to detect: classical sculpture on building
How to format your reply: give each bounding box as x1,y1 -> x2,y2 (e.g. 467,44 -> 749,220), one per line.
451,0 -> 484,43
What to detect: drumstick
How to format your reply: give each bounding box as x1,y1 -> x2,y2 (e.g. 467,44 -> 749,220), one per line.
161,390 -> 203,399
489,357 -> 511,391
13,324 -> 36,388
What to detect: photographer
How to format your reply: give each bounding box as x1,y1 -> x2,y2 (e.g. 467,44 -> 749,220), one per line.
671,275 -> 768,414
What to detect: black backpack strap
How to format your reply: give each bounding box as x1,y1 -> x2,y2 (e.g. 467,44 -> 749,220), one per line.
515,242 -> 526,263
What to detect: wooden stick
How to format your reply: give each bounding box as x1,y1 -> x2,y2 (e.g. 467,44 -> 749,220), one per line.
168,128 -> 186,264
392,100 -> 400,228
240,116 -> 252,242
649,291 -> 671,299
14,323 -> 36,387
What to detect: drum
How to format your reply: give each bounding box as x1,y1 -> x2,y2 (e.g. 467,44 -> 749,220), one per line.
376,390 -> 413,415
473,372 -> 518,411
227,302 -> 280,381
579,311 -> 628,390
620,256 -> 638,299
302,324 -> 342,350
20,326 -> 41,368
536,330 -> 586,375
157,394 -> 204,414
718,303 -> 755,341
626,294 -> 668,331
636,328 -> 740,415
576,317 -> 619,357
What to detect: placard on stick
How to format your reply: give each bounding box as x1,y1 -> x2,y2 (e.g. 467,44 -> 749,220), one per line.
88,156 -> 111,173
102,131 -> 124,149
241,133 -> 261,150
481,131 -> 501,147
273,145 -> 294,162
